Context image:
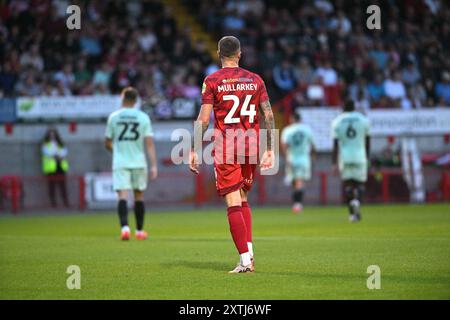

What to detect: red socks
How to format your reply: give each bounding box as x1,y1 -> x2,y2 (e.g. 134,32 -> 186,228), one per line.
227,206 -> 249,254
241,201 -> 252,243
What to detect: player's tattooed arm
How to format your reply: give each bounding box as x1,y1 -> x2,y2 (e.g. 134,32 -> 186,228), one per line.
191,104 -> 213,149
259,100 -> 275,151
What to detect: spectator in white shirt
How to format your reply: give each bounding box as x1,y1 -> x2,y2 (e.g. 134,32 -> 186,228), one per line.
384,71 -> 406,100
19,44 -> 44,71
54,64 -> 75,92
315,60 -> 338,85
138,27 -> 157,52
329,10 -> 352,36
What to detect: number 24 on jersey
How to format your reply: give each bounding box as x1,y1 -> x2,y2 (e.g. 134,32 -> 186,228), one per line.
223,94 -> 256,124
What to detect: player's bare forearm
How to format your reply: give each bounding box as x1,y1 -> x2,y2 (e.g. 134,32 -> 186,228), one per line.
311,144 -> 317,160
259,100 -> 275,151
192,104 -> 212,150
192,122 -> 209,149
105,138 -> 113,152
145,137 -> 157,168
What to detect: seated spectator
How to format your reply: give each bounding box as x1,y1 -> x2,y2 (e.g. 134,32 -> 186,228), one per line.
19,44 -> 44,72
368,74 -> 386,103
349,77 -> 369,102
54,64 -> 75,92
315,60 -> 337,86
328,10 -> 352,36
402,62 -> 421,86
179,75 -> 201,99
54,80 -> 72,96
355,88 -> 370,112
138,27 -> 157,52
73,60 -> 91,94
259,39 -> 281,68
273,60 -> 297,92
79,26 -> 102,56
423,78 -> 437,105
384,71 -> 406,101
435,71 -> 450,106
93,83 -> 110,95
387,44 -> 401,68
92,63 -> 112,87
41,80 -> 59,96
14,73 -> 42,96
0,63 -> 18,96
74,60 -> 91,83
401,87 -> 423,110
369,42 -> 388,70
295,57 -> 315,84
223,9 -> 245,31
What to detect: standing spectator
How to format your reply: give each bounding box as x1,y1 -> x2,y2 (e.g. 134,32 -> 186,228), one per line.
41,128 -> 70,208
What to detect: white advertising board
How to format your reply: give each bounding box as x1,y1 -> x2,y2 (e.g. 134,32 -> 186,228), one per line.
17,96 -> 122,119
299,108 -> 450,151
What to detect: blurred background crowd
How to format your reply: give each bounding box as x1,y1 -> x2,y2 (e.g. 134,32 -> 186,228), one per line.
188,0 -> 450,109
0,0 -> 216,113
0,0 -> 449,114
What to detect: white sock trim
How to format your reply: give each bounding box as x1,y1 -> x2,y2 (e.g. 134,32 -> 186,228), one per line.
121,225 -> 130,233
247,242 -> 254,257
240,252 -> 251,266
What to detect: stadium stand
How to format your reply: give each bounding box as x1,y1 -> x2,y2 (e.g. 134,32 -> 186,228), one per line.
1,0 -> 449,112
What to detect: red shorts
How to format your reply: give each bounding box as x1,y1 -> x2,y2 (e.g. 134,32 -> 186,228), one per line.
214,158 -> 257,196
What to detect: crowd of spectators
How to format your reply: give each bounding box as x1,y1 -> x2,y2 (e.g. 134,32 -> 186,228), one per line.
188,0 -> 450,109
1,0 -> 449,113
0,0 -> 215,115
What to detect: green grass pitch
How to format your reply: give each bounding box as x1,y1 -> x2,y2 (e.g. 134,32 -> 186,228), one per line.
0,204 -> 449,299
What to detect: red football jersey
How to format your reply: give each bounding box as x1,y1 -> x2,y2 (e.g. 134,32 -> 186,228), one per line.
201,67 -> 269,161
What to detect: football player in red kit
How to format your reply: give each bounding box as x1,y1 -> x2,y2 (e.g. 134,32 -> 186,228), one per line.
189,36 -> 275,273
